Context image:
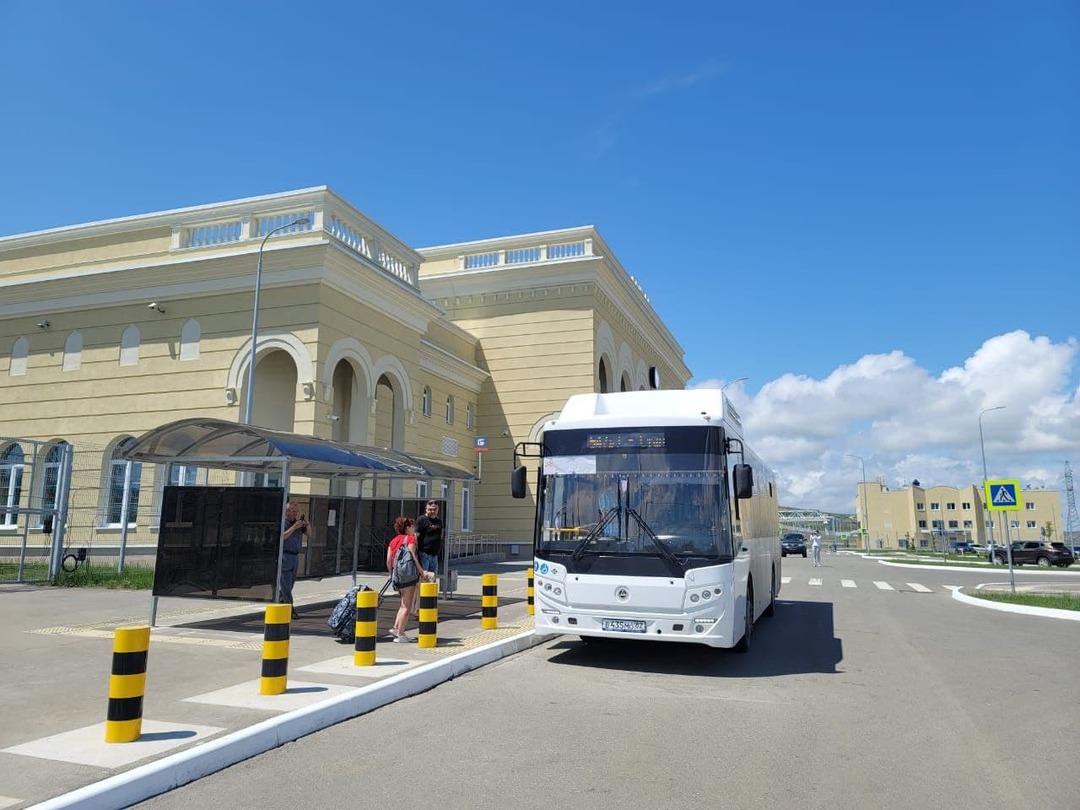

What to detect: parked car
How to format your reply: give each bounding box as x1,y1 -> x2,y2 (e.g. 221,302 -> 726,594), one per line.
967,543 -> 988,555
947,541 -> 976,555
990,541 -> 1075,568
781,533 -> 807,557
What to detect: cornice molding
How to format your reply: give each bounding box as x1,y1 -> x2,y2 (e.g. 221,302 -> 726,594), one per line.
419,339 -> 489,393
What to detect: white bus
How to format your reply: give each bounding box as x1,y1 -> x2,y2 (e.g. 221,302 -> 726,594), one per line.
512,389 -> 780,651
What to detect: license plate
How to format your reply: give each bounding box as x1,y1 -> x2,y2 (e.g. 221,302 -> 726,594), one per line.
601,618 -> 646,633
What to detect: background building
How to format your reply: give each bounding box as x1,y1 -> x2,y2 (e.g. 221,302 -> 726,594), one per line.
856,480 -> 1063,550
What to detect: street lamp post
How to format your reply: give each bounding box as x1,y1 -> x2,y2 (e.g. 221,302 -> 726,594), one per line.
847,453 -> 870,553
242,217 -> 310,426
978,405 -> 1006,549
721,376 -> 748,391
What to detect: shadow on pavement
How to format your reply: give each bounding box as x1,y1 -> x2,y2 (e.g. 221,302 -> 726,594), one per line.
544,599 -> 842,677
176,594 -> 525,637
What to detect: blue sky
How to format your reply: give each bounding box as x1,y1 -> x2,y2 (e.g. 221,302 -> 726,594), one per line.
2,1 -> 1078,516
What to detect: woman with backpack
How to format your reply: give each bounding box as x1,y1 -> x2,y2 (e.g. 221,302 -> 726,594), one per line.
386,516 -> 428,642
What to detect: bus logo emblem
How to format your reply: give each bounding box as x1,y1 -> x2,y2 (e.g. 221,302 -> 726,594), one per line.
615,586 -> 630,601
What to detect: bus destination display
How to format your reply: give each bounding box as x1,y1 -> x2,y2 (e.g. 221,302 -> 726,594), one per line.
585,431 -> 666,450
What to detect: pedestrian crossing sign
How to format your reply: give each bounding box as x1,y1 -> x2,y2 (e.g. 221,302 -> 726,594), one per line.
984,479 -> 1021,511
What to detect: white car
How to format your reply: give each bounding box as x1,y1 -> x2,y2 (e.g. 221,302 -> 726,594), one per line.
968,543 -> 989,555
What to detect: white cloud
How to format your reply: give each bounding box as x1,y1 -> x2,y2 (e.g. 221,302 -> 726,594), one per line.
692,331 -> 1080,514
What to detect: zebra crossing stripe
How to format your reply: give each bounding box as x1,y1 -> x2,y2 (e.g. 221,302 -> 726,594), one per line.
841,579 -> 857,588
907,583 -> 933,593
873,581 -> 894,591
781,577 -> 791,585
809,578 -> 822,586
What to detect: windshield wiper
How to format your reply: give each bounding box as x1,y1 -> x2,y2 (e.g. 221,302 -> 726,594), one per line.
625,507 -> 684,569
570,507 -> 619,561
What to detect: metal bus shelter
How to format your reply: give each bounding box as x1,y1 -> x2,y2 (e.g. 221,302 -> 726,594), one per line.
121,417 -> 474,624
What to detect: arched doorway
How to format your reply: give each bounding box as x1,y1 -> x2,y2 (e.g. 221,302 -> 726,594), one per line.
252,350 -> 298,432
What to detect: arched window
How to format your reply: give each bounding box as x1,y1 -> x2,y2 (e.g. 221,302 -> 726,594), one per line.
10,337 -> 29,377
466,402 -> 475,431
38,442 -> 67,528
422,385 -> 432,417
446,395 -> 455,424
120,325 -> 140,366
1,444 -> 25,526
180,318 -> 201,361
103,437 -> 142,526
63,332 -> 83,372
598,358 -> 609,393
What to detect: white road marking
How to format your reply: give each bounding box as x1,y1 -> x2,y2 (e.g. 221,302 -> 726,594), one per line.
781,577 -> 791,584
907,583 -> 933,593
809,578 -> 822,587
873,581 -> 895,591
841,579 -> 857,588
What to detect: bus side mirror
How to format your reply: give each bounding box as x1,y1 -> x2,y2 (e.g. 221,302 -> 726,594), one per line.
734,463 -> 754,499
511,466 -> 528,499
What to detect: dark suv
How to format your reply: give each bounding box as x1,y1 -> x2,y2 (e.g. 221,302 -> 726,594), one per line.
781,533 -> 807,557
991,541 -> 1075,568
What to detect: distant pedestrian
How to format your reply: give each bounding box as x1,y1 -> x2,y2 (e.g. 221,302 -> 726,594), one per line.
280,502 -> 309,618
811,533 -> 822,566
386,516 -> 428,642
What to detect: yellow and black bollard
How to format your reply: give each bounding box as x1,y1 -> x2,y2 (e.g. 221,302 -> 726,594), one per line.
481,573 -> 498,629
417,581 -> 438,648
527,567 -> 535,616
260,604 -> 291,695
105,625 -> 150,743
354,589 -> 377,667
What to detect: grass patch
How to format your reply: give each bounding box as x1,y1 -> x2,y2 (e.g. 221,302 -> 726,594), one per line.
971,591 -> 1080,611
1,560 -> 155,589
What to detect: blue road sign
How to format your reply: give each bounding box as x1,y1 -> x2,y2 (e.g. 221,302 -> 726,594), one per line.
985,479 -> 1021,511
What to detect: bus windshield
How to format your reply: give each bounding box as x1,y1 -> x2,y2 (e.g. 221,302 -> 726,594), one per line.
539,468 -> 732,568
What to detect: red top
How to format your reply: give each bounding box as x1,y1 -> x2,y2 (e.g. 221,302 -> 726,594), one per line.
388,534 -> 415,569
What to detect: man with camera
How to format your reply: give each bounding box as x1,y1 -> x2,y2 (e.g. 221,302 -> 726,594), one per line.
281,502 -> 309,618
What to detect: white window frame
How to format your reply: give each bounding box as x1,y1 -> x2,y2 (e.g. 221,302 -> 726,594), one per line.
103,438 -> 142,528
446,395 -> 455,425
461,485 -> 472,532
422,385 -> 432,417
1026,520 -> 1037,529
416,480 -> 429,499
1,444 -> 25,527
466,402 -> 475,430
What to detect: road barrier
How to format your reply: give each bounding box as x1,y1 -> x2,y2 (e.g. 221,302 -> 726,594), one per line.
105,625 -> 150,743
260,604 -> 291,695
418,581 -> 438,648
354,589 -> 377,666
481,573 -> 498,629
527,567 -> 534,616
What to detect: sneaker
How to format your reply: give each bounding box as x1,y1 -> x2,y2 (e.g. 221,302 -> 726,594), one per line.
393,635 -> 413,643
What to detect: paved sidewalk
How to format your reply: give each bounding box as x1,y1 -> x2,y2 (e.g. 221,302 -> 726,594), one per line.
0,562 -> 536,809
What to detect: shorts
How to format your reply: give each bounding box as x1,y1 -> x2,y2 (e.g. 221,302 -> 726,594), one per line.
420,552 -> 439,576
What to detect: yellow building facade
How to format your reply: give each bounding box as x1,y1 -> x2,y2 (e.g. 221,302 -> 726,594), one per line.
856,481 -> 1063,549
0,187 -> 689,559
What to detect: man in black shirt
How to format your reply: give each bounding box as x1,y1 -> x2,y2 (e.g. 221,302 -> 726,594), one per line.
414,500 -> 444,577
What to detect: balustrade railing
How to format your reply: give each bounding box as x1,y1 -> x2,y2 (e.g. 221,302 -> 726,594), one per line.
174,198 -> 419,289
460,239 -> 592,271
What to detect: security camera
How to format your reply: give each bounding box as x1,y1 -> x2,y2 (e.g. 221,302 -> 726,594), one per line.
148,302 -> 164,313
37,320 -> 50,329
329,414 -> 341,422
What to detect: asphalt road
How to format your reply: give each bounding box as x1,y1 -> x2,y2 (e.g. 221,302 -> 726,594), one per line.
137,554 -> 1080,810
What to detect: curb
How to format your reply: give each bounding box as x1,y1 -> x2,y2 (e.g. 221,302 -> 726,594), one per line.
949,587 -> 1080,622
875,559 -> 1080,575
27,630 -> 545,810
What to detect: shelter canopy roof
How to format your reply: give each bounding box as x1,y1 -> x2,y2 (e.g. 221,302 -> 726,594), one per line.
122,418 -> 474,480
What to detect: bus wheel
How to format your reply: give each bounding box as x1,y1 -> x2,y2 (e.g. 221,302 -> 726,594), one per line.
764,571 -> 776,618
734,583 -> 753,653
